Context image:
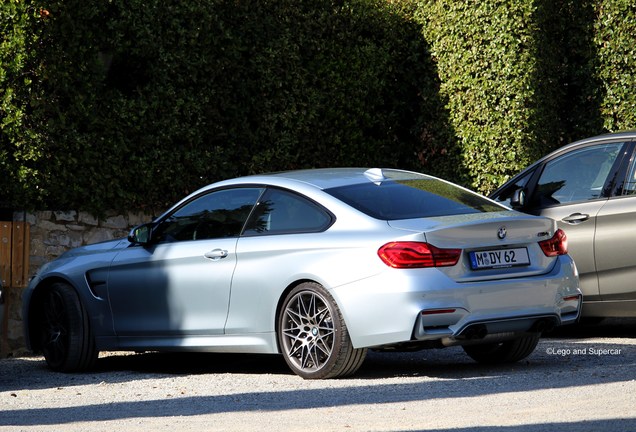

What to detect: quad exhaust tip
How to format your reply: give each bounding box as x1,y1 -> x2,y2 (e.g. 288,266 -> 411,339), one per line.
461,324 -> 488,340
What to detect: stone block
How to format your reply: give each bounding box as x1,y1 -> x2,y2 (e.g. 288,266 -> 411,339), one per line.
128,211 -> 153,227
84,228 -> 115,245
54,211 -> 77,222
18,212 -> 39,225
68,231 -> 83,248
101,215 -> 128,230
37,220 -> 65,232
45,245 -> 67,257
43,231 -> 69,246
78,211 -> 99,226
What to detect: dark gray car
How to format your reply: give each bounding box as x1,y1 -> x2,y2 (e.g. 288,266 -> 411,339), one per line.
491,131 -> 636,318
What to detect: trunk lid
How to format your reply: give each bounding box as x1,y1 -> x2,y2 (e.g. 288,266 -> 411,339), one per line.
388,212 -> 561,282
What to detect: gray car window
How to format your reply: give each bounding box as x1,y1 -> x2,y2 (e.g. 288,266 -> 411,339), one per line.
243,189 -> 332,236
326,178 -> 503,220
623,153 -> 636,195
153,188 -> 263,242
531,143 -> 623,207
491,169 -> 535,208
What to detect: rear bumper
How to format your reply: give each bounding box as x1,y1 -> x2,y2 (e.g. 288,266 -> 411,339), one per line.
413,311 -> 578,348
332,255 -> 581,349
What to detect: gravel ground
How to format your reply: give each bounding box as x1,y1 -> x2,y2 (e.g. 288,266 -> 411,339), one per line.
1,319 -> 636,431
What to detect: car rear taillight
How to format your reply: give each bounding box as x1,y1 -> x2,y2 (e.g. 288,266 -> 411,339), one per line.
378,242 -> 461,268
539,229 -> 568,257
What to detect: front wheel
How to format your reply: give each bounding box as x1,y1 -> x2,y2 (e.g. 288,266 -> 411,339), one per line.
38,282 -> 98,372
462,334 -> 541,364
278,282 -> 367,379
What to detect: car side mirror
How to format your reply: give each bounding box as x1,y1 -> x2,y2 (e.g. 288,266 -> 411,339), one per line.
128,223 -> 152,245
510,188 -> 526,209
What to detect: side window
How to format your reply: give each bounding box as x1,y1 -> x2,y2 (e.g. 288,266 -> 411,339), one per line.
153,188 -> 263,243
530,143 -> 624,207
621,150 -> 636,196
243,189 -> 332,236
491,169 -> 535,208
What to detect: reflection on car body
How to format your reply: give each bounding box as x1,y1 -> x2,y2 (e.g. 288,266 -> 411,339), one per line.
23,168 -> 581,378
491,131 -> 636,318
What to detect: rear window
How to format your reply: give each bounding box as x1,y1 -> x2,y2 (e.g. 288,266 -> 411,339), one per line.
326,178 -> 504,220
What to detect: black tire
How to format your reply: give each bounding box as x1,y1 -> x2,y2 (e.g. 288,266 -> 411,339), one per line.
39,282 -> 98,372
277,282 -> 367,379
462,334 -> 541,364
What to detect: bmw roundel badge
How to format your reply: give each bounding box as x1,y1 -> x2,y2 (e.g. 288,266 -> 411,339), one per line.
497,227 -> 507,240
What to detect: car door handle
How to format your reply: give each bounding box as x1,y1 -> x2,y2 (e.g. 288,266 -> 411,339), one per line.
204,249 -> 229,260
562,213 -> 590,224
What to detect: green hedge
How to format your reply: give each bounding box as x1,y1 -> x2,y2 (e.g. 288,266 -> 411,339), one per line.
595,0 -> 636,131
0,2 -> 42,208
416,0 -> 606,194
1,0 -> 448,214
2,0 -> 636,213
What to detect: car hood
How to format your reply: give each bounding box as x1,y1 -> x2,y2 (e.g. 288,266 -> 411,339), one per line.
29,238 -> 131,284
57,238 -> 130,259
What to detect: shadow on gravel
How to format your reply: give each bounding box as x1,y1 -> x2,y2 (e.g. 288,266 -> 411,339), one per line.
391,420 -> 636,432
96,351 -> 291,376
1,333 -> 634,428
545,317 -> 636,339
1,317 -> 635,390
1,318 -> 635,429
1,351 -> 634,428
2,337 -> 631,389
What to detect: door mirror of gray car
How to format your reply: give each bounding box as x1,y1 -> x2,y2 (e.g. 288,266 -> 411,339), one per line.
128,223 -> 152,245
510,188 -> 526,209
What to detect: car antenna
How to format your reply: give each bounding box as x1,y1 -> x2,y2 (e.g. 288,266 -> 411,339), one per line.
364,168 -> 386,185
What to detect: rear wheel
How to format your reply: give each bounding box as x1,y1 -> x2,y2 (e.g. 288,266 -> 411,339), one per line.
462,334 -> 540,364
278,282 -> 367,379
39,282 -> 98,372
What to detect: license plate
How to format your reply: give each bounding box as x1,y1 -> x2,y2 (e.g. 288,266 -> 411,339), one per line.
469,248 -> 530,270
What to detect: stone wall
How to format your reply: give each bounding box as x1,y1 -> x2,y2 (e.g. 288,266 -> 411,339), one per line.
26,210 -> 152,270
1,210 -> 153,356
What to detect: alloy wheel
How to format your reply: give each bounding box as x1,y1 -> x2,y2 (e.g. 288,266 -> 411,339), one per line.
280,290 -> 335,372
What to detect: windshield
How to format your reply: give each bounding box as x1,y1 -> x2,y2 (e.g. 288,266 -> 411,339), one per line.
326,178 -> 504,220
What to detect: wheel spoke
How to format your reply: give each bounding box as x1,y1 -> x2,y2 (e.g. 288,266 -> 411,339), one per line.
305,345 -> 319,369
314,333 -> 333,357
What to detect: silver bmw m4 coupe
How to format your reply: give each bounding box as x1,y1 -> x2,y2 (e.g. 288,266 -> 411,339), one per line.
23,168 -> 581,378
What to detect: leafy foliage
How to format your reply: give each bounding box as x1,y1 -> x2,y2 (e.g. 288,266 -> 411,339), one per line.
416,0 -> 606,194
594,0 -> 636,131
2,0 -> 447,214
1,0 -> 635,213
0,2 -> 42,208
